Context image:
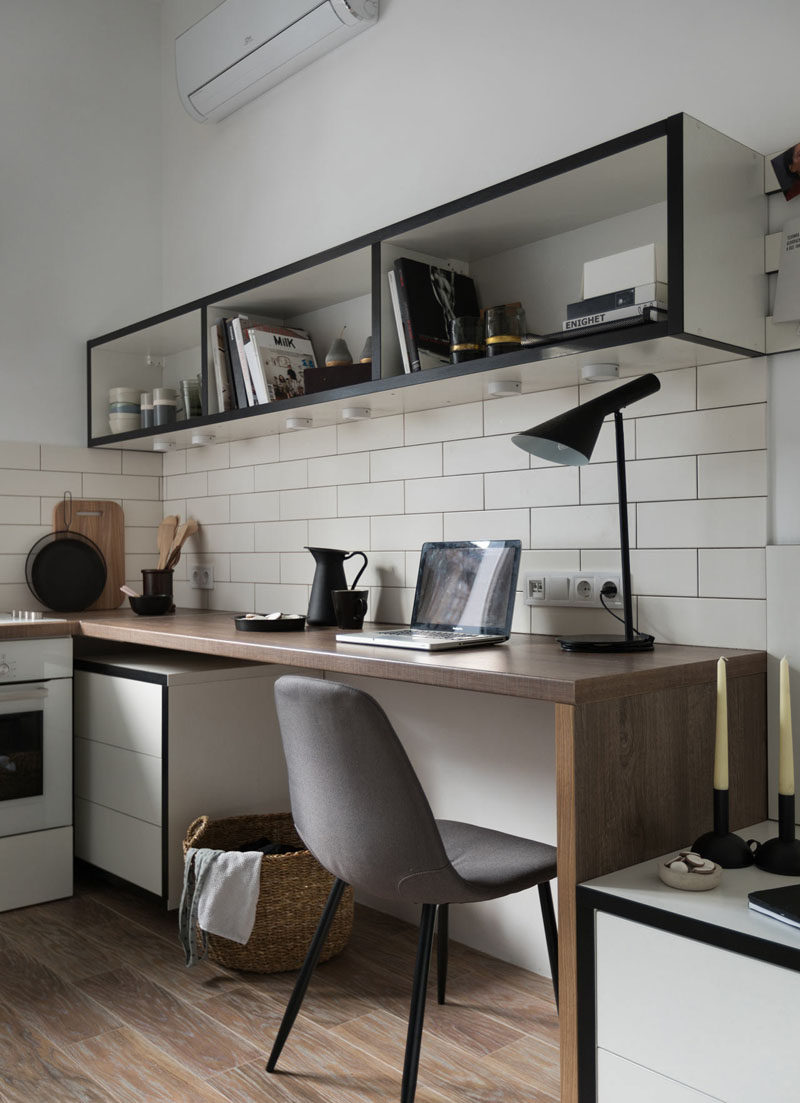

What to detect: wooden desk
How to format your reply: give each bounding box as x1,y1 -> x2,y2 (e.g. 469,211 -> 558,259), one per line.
65,610 -> 767,1103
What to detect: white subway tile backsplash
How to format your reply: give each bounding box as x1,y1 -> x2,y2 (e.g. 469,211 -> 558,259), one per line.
371,513 -> 442,550
163,450 -> 187,476
254,583 -> 308,616
697,451 -> 767,499
122,500 -> 163,527
307,517 -> 370,550
405,403 -> 483,445
229,492 -> 279,523
629,549 -> 698,597
186,441 -> 230,472
163,472 -> 208,500
405,474 -> 483,514
443,435 -> 527,476
207,466 -> 254,496
122,452 -> 163,477
0,470 -> 81,498
699,548 -> 766,599
0,525 -> 48,554
531,503 -> 636,550
0,496 -> 41,525
230,435 -> 280,467
637,498 -> 766,549
42,445 -> 120,474
372,444 -> 442,482
636,404 -> 766,459
0,443 -> 39,470
280,486 -> 337,520
444,509 -> 530,545
280,425 -> 337,461
308,452 -> 369,487
231,553 -> 281,584
698,358 -> 767,409
124,527 -> 160,555
185,552 -> 231,583
209,581 -> 256,613
580,457 -> 697,504
186,495 -> 230,525
338,415 -> 404,453
483,387 -> 575,438
0,555 -> 27,585
371,585 -> 413,625
520,549 -> 581,573
361,550 -> 405,588
254,459 -> 308,492
255,519 -> 308,552
199,523 -> 254,554
83,473 -> 160,500
637,595 -> 766,649
339,480 -> 404,517
485,467 -> 578,511
278,552 -> 315,586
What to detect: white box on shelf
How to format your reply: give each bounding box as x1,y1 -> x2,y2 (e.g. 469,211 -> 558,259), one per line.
583,243 -> 665,298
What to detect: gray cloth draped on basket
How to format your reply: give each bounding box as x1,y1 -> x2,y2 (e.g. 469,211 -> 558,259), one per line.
179,846 -> 262,967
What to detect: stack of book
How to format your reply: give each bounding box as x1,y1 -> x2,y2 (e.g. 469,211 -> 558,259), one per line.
209,316 -> 317,412
561,281 -> 668,333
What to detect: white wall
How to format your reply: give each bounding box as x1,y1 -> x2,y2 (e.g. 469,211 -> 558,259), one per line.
0,0 -> 162,446
160,0 -> 800,307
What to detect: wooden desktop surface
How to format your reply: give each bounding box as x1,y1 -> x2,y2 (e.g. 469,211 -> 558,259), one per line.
63,610 -> 767,1103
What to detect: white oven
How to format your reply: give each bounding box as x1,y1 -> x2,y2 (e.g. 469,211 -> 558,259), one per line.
0,634 -> 73,911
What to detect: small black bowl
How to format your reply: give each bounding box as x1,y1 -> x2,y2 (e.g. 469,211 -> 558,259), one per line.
234,614 -> 306,632
129,594 -> 174,616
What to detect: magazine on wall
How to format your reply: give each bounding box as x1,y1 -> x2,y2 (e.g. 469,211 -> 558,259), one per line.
392,257 -> 479,371
247,323 -> 317,401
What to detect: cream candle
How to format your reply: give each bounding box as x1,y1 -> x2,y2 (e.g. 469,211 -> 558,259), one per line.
779,656 -> 795,797
713,657 -> 728,790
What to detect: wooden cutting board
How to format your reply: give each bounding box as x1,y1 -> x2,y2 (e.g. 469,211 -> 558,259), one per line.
52,499 -> 125,610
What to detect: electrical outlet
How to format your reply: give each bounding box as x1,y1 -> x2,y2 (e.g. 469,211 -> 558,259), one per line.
523,571 -> 624,608
190,565 -> 214,590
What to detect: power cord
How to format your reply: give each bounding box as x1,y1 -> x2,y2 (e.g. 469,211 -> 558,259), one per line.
599,582 -> 654,642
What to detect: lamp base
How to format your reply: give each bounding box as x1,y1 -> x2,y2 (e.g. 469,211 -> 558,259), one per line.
692,829 -> 754,868
751,835 -> 800,876
556,633 -> 655,653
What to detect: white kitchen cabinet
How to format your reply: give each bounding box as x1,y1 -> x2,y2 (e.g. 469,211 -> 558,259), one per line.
74,646 -> 315,906
580,821 -> 800,1103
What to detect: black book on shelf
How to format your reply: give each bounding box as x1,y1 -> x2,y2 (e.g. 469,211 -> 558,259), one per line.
748,883 -> 800,930
393,257 -> 479,371
223,317 -> 249,408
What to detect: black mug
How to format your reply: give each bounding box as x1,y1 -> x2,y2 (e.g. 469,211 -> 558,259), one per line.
332,589 -> 368,630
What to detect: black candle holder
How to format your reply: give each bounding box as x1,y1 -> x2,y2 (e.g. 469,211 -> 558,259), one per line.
751,793 -> 800,875
692,787 -> 754,868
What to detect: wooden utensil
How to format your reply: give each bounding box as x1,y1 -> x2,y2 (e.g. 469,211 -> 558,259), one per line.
51,499 -> 125,610
157,515 -> 179,569
165,518 -> 199,570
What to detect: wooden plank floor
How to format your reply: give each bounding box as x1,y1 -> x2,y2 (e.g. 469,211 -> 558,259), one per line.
0,869 -> 559,1102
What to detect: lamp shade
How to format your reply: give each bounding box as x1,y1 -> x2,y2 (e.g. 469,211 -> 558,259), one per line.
511,373 -> 660,465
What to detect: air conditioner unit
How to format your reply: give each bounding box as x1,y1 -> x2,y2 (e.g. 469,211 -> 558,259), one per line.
176,0 -> 379,123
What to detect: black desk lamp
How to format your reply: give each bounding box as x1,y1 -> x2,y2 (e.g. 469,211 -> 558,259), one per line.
512,372 -> 661,653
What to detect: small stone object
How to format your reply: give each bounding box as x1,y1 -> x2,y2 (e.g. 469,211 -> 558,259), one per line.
658,849 -> 722,891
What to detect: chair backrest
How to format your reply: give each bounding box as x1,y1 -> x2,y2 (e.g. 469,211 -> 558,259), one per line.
274,675 -> 451,901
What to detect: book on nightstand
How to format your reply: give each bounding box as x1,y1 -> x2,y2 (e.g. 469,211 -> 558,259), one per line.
748,883 -> 800,930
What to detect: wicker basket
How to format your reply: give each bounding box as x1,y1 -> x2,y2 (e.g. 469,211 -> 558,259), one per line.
182,812 -> 353,973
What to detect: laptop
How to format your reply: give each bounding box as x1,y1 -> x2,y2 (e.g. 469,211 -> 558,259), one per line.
336,539 -> 521,651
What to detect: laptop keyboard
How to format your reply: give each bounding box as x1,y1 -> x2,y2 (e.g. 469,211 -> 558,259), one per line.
381,630 -> 479,639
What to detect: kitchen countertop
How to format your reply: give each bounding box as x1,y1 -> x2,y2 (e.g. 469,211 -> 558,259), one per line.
5,607 -> 763,705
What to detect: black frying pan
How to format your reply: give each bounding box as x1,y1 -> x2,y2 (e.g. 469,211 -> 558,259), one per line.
25,493 -> 107,612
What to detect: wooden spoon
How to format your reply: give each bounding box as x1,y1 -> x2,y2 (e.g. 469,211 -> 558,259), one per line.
165,518 -> 199,570
157,515 -> 179,569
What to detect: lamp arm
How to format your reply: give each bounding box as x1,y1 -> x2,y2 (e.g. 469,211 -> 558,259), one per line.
614,410 -> 635,642
590,372 -> 661,422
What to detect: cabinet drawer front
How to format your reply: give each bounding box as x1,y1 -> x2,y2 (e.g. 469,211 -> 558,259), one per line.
75,798 -> 161,896
596,912 -> 800,1102
75,738 -> 162,825
74,671 -> 162,756
598,1049 -> 721,1102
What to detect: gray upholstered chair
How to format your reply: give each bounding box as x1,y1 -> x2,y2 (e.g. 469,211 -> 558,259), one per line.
268,675 -> 558,1103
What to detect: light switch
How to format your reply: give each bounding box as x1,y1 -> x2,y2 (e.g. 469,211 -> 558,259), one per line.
548,576 -> 570,601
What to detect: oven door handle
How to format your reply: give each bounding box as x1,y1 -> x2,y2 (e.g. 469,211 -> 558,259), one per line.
0,684 -> 48,706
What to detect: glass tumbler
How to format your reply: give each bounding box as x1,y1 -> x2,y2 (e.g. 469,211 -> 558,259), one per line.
485,304 -> 526,356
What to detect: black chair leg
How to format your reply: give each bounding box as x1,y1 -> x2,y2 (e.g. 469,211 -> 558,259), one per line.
266,877 -> 347,1073
436,903 -> 448,1005
401,903 -> 437,1103
538,880 -> 559,1013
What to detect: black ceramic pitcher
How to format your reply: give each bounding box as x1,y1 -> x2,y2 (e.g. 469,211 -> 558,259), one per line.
305,547 -> 368,626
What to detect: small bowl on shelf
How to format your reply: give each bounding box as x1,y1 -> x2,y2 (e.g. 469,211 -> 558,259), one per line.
234,613 -> 306,632
129,593 -> 174,616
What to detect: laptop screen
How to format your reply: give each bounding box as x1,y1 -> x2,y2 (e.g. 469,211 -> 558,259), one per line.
410,540 -> 521,635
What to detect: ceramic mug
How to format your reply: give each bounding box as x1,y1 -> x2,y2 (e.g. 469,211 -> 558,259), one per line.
332,589 -> 368,630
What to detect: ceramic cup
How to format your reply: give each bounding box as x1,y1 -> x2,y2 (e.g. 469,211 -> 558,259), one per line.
332,588 -> 368,630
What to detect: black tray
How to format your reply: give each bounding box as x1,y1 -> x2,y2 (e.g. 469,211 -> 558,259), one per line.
234,614 -> 306,632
